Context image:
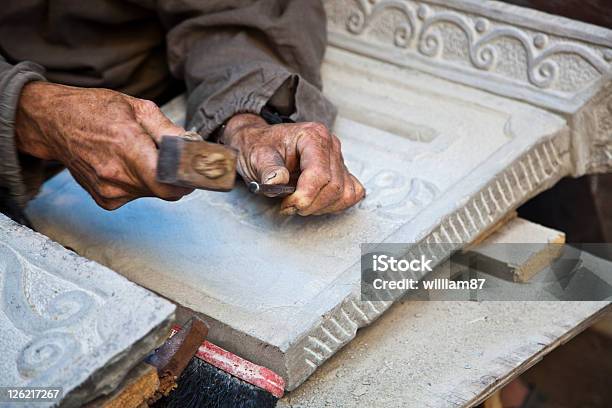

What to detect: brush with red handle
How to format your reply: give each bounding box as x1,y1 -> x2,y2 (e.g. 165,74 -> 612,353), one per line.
151,321 -> 284,408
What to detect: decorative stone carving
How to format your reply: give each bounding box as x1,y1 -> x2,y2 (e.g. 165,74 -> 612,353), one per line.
325,0 -> 612,113
0,215 -> 175,407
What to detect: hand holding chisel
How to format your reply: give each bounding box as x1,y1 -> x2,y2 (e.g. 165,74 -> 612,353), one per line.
156,113 -> 365,215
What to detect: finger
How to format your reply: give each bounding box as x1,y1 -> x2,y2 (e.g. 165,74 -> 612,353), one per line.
351,173 -> 366,201
68,167 -> 133,210
246,145 -> 290,191
128,130 -> 194,200
128,98 -> 186,145
297,135 -> 345,215
329,172 -> 366,213
313,170 -> 355,215
280,124 -> 332,215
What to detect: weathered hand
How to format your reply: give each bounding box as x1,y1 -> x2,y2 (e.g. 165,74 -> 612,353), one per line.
222,113 -> 365,216
15,82 -> 192,210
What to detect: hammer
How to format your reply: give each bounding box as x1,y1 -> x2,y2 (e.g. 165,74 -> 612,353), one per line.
156,132 -> 295,196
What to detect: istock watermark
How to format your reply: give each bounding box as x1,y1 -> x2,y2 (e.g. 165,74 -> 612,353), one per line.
361,243 -> 612,301
372,254 -> 433,273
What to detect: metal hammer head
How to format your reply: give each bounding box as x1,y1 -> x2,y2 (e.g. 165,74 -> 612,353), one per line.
156,135 -> 238,191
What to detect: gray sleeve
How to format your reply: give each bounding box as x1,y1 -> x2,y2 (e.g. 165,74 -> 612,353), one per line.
0,55 -> 46,221
159,0 -> 337,137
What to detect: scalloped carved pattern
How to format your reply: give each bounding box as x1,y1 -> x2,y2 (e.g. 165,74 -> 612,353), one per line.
330,0 -> 612,92
0,243 -> 95,381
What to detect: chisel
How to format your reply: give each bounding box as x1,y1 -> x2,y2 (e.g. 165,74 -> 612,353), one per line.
248,181 -> 296,197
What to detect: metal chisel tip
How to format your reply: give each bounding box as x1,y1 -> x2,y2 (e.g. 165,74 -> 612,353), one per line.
248,181 -> 296,197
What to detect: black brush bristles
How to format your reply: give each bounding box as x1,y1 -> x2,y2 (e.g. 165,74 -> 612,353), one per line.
153,357 -> 278,408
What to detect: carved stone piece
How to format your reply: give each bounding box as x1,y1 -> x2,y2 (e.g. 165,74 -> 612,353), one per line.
0,214 -> 175,407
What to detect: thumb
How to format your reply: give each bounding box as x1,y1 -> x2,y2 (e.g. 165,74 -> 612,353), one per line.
250,145 -> 290,189
129,98 -> 186,144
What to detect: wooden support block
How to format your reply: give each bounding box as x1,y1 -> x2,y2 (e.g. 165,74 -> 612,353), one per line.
465,217 -> 566,282
86,363 -> 159,408
465,211 -> 518,251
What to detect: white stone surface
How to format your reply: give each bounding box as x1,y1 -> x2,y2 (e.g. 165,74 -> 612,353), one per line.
0,214 -> 175,407
26,48 -> 572,389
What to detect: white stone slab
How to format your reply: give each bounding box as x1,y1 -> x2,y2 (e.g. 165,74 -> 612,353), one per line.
27,48 -> 571,389
0,214 -> 175,407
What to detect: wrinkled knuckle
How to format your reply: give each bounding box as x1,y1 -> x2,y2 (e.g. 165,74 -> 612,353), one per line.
139,99 -> 159,113
98,188 -> 120,201
97,184 -> 125,201
304,122 -> 329,139
96,164 -> 120,181
107,122 -> 125,138
106,91 -> 128,106
291,195 -> 310,209
123,121 -> 141,134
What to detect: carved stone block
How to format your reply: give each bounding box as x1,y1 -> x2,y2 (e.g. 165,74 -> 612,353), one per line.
0,214 -> 175,407
27,46 -> 572,389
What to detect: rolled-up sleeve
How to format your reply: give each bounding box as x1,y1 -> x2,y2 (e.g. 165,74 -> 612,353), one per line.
0,55 -> 46,222
158,0 -> 337,137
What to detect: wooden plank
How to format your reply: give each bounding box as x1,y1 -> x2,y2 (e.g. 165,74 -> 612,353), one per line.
85,363 -> 159,408
464,303 -> 611,407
